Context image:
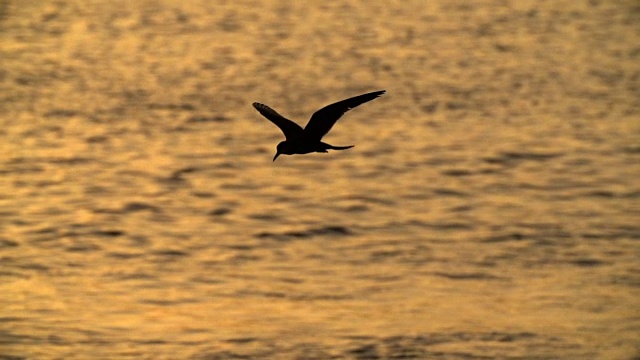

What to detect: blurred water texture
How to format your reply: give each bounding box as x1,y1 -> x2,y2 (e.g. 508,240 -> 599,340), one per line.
1,1 -> 639,359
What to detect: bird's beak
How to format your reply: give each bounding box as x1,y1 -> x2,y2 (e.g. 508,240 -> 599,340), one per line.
273,152 -> 280,162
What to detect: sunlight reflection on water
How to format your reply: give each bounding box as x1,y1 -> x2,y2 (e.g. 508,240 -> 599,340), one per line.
1,1 -> 639,359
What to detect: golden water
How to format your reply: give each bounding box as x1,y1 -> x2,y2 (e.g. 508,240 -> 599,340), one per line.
1,1 -> 639,359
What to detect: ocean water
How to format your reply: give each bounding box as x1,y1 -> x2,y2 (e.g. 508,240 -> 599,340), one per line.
1,1 -> 639,359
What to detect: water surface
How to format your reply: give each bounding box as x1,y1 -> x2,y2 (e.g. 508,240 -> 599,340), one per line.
1,1 -> 639,359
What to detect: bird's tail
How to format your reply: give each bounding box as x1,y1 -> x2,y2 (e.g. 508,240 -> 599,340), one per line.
325,144 -> 354,151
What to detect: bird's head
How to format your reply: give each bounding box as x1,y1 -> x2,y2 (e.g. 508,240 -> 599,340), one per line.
273,140 -> 295,161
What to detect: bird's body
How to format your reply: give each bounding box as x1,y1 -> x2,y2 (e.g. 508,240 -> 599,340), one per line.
252,90 -> 385,161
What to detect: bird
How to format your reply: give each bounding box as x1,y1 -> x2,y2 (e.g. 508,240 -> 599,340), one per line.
252,90 -> 385,161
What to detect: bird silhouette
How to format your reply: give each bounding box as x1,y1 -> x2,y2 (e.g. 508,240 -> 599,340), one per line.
253,90 -> 385,161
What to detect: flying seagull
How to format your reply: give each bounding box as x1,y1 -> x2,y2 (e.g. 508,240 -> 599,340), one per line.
253,90 -> 385,161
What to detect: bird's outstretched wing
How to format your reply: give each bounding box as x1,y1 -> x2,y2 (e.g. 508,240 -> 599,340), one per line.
304,90 -> 385,142
252,102 -> 304,140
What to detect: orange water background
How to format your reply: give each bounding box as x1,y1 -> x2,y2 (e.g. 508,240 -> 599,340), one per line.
1,1 -> 639,359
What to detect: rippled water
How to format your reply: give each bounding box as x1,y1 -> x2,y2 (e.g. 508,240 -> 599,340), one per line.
1,1 -> 639,359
